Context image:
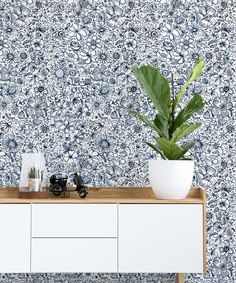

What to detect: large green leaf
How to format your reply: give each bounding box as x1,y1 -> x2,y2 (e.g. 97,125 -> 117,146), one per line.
153,114 -> 169,139
146,142 -> 167,160
173,58 -> 205,110
156,138 -> 196,160
128,109 -> 162,135
171,122 -> 202,142
132,65 -> 170,120
156,137 -> 185,160
180,141 -> 195,156
173,94 -> 204,131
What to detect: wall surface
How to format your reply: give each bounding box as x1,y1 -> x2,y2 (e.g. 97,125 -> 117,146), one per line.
0,0 -> 235,282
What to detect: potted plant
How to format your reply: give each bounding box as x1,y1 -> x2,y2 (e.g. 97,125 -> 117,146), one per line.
28,167 -> 43,192
129,59 -> 205,199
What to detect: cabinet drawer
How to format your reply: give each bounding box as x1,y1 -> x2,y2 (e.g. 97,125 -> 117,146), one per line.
31,238 -> 117,272
32,204 -> 117,237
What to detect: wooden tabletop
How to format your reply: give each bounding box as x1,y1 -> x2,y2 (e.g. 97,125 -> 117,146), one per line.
0,187 -> 206,204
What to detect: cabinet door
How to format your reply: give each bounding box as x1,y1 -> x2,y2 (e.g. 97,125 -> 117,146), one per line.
119,204 -> 203,273
31,238 -> 117,273
0,204 -> 30,272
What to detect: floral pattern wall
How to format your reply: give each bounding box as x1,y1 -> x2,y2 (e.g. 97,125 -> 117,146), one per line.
0,0 -> 235,282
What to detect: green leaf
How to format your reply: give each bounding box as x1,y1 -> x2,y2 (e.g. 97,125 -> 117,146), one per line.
188,58 -> 206,83
173,58 -> 205,110
128,109 -> 162,135
180,141 -> 195,156
156,137 -> 185,160
171,122 -> 202,142
172,81 -> 188,111
156,138 -> 196,160
146,142 -> 167,160
132,65 -> 171,120
153,114 -> 169,139
173,94 -> 204,131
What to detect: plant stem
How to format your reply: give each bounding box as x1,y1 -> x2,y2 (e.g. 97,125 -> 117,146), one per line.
169,73 -> 175,138
171,73 -> 175,117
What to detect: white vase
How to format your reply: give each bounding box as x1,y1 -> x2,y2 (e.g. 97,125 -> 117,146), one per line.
28,178 -> 42,192
148,159 -> 194,199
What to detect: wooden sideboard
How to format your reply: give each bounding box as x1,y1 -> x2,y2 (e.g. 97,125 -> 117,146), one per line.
0,187 -> 206,283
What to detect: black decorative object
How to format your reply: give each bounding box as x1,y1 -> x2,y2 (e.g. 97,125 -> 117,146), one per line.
49,174 -> 68,196
73,173 -> 88,199
49,173 -> 88,198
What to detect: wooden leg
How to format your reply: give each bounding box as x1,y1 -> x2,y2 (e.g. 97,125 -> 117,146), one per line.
176,273 -> 185,283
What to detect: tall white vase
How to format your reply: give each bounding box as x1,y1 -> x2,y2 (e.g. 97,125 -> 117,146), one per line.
149,159 -> 194,199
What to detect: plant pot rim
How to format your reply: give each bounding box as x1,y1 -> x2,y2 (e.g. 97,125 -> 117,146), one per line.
149,159 -> 194,162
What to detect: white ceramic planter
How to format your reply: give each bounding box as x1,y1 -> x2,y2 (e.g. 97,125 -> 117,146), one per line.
149,159 -> 194,199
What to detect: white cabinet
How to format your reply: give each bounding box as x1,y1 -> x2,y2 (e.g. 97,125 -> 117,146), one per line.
0,204 -> 30,273
31,238 -> 117,273
118,204 -> 203,273
0,187 -> 206,282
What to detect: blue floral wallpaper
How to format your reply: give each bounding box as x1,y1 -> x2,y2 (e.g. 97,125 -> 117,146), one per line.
0,0 -> 235,282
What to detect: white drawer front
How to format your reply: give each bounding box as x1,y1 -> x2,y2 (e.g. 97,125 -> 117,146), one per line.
119,204 -> 203,273
31,238 -> 117,272
32,204 -> 117,237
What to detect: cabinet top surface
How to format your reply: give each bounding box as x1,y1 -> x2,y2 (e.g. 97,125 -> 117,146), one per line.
0,187 -> 206,204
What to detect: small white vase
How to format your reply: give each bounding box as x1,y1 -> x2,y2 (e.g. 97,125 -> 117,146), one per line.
29,178 -> 41,192
149,159 -> 194,199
